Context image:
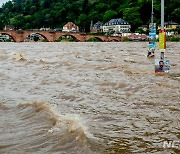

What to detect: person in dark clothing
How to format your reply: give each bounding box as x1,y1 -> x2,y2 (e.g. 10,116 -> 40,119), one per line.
155,60 -> 165,72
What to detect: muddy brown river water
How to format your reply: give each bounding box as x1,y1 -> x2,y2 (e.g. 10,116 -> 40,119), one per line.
0,42 -> 179,154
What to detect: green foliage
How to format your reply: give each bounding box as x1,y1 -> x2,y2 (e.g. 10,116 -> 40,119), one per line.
68,38 -> 75,42
87,32 -> 105,35
5,38 -> 12,42
172,8 -> 180,22
88,10 -> 102,23
170,36 -> 180,42
78,14 -> 88,32
175,28 -> 180,34
106,30 -> 115,36
33,35 -> 39,42
56,36 -> 75,42
135,28 -> 147,34
103,10 -> 117,23
95,3 -> 108,13
0,0 -> 179,32
122,37 -> 133,42
123,7 -> 142,31
56,38 -> 62,42
87,37 -> 102,42
41,39 -> 47,42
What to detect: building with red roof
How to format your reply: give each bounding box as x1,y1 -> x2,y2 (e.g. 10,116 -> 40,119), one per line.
62,22 -> 79,32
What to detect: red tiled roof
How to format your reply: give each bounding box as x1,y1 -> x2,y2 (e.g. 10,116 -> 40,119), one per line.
64,22 -> 78,30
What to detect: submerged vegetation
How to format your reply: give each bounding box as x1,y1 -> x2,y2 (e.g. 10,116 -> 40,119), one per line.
169,36 -> 180,41
87,37 -> 102,42
0,0 -> 179,32
56,35 -> 76,42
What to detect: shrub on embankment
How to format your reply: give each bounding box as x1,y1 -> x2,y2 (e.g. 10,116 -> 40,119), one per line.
169,36 -> 180,42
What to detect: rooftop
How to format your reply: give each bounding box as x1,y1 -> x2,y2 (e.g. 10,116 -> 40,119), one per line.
64,22 -> 78,28
164,22 -> 178,25
104,18 -> 129,26
93,21 -> 103,28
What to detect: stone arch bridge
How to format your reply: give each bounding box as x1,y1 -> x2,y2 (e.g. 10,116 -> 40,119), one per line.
0,30 -> 122,42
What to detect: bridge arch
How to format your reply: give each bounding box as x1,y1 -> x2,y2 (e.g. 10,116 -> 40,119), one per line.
86,36 -> 103,42
0,32 -> 15,42
55,33 -> 79,42
24,32 -> 48,42
109,38 -> 119,42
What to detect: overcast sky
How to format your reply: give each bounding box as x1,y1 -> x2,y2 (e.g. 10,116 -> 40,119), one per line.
0,0 -> 9,7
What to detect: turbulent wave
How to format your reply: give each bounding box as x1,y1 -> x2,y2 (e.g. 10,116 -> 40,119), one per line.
0,42 -> 179,154
169,73 -> 180,81
11,53 -> 28,61
0,102 -> 97,154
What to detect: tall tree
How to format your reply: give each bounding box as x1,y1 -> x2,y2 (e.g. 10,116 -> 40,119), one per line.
0,0 -> 179,31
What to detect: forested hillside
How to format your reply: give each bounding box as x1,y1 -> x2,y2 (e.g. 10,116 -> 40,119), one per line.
0,0 -> 179,31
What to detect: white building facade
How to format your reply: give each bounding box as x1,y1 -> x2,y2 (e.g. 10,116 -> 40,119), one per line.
103,18 -> 131,33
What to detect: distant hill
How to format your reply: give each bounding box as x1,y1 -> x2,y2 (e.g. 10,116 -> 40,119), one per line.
0,0 -> 179,32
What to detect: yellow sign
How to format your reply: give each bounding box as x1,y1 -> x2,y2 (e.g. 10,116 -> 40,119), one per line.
159,31 -> 166,49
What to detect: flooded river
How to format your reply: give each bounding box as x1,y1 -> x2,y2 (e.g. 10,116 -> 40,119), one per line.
0,42 -> 179,154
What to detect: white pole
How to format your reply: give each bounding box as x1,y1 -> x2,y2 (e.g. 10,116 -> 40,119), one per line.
160,0 -> 165,59
151,0 -> 154,23
161,0 -> 164,30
